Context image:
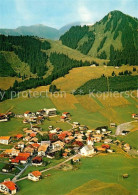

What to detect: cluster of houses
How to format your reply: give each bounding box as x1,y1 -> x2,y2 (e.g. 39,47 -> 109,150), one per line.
0,108 -> 134,194
0,112 -> 14,122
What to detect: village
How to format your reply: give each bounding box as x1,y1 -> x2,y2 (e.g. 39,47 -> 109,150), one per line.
0,108 -> 137,194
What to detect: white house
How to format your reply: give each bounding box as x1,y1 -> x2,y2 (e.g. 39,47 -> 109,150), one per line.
28,171 -> 42,181
38,144 -> 49,156
0,181 -> 17,194
24,111 -> 32,118
80,145 -> 95,156
44,108 -> 57,116
0,136 -> 11,145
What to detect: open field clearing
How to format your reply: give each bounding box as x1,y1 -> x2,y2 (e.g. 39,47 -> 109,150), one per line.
17,154 -> 138,195
41,116 -> 72,131
97,94 -> 130,107
0,96 -> 55,114
0,77 -> 21,90
76,95 -> 101,112
50,93 -> 78,110
46,40 -> 107,64
67,179 -> 129,195
52,66 -> 137,92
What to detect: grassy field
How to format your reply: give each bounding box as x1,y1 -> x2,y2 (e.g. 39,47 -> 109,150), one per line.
16,154 -> 138,195
52,65 -> 137,92
67,179 -> 130,195
46,40 -> 107,65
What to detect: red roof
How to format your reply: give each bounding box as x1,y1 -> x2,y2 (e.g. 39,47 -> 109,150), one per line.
24,111 -> 31,114
30,133 -> 36,137
60,116 -> 66,119
32,156 -> 42,161
2,181 -> 16,191
72,141 -> 84,147
101,144 -> 110,149
15,156 -> 28,161
63,112 -> 69,115
15,134 -> 23,139
11,159 -> 19,163
31,171 -> 41,177
18,153 -> 30,158
31,143 -> 40,148
58,131 -> 72,140
49,133 -> 57,140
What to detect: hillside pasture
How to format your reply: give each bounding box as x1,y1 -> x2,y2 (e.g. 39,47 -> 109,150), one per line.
52,65 -> 137,92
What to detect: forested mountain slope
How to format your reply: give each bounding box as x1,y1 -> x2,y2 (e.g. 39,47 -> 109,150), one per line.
60,10 -> 138,65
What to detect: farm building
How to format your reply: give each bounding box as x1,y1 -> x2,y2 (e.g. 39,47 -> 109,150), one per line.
0,181 -> 17,194
0,136 -> 11,145
28,171 -> 42,181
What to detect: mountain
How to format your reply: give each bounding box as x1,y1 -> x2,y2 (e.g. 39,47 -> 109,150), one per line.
0,24 -> 60,40
0,22 -> 93,40
59,22 -> 92,35
60,10 -> 138,65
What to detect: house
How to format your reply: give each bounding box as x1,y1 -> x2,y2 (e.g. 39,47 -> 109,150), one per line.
23,119 -> 29,124
11,153 -> 30,164
62,112 -> 70,118
96,147 -> 106,152
24,111 -> 32,118
30,137 -> 38,143
95,126 -> 108,134
124,143 -> 131,151
4,148 -> 20,157
17,142 -> 24,151
32,156 -> 42,166
23,136 -> 31,142
101,144 -> 110,149
80,145 -> 95,156
31,143 -> 40,150
104,139 -> 113,144
121,130 -> 130,135
60,116 -> 67,122
0,181 -> 17,194
28,171 -> 42,181
15,134 -> 23,140
38,144 -> 49,156
0,136 -> 11,145
73,122 -> 80,128
72,155 -> 81,163
31,126 -> 42,131
52,141 -> 65,151
23,145 -> 34,155
131,113 -> 138,119
0,113 -> 8,122
79,125 -> 88,131
44,108 -> 57,116
110,123 -> 116,128
2,164 -> 14,173
92,134 -> 103,142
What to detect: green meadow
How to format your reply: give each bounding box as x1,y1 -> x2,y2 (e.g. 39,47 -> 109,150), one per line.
16,154 -> 138,195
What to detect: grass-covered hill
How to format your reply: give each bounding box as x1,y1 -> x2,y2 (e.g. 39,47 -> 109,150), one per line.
60,10 -> 138,65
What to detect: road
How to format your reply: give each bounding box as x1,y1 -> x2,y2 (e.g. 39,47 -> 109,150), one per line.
15,154 -> 79,182
115,121 -> 134,136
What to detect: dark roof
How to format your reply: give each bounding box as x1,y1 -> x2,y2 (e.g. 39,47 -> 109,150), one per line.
2,164 -> 14,170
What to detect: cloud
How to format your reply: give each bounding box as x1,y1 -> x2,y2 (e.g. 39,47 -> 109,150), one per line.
14,0 -> 33,23
77,1 -> 92,22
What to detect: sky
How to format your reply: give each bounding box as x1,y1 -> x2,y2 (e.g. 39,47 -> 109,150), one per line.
0,0 -> 137,29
